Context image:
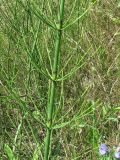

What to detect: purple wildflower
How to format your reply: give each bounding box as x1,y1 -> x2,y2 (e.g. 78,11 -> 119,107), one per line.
115,152 -> 120,159
99,144 -> 109,155
115,147 -> 120,159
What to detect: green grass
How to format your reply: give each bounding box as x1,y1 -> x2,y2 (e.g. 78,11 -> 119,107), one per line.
0,0 -> 120,159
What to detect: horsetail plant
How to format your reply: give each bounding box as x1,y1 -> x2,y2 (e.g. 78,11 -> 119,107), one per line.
44,0 -> 65,159
15,0 -> 96,159
0,0 -> 116,160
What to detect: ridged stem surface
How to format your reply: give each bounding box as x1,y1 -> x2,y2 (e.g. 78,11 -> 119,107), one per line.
44,0 -> 65,160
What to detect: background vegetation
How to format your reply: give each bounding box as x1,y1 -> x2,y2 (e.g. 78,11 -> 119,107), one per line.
0,0 -> 120,159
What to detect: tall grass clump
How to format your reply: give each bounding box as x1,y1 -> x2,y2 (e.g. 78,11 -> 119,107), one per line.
0,0 -> 120,159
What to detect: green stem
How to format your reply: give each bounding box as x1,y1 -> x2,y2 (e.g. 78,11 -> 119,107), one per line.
44,0 -> 65,160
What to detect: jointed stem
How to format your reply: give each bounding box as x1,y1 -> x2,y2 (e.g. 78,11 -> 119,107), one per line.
44,0 -> 65,160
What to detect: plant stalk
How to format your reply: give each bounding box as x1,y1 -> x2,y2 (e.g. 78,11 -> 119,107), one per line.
44,0 -> 65,160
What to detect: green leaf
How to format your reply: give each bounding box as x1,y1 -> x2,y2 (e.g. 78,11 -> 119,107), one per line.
53,115 -> 78,129
53,121 -> 70,129
32,111 -> 41,121
32,143 -> 43,160
118,0 -> 120,8
4,144 -> 16,160
115,106 -> 120,110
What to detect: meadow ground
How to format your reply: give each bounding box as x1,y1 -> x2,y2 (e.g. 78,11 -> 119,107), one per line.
0,0 -> 120,159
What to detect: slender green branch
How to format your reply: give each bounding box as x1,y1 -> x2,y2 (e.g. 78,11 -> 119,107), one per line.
44,0 -> 65,159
